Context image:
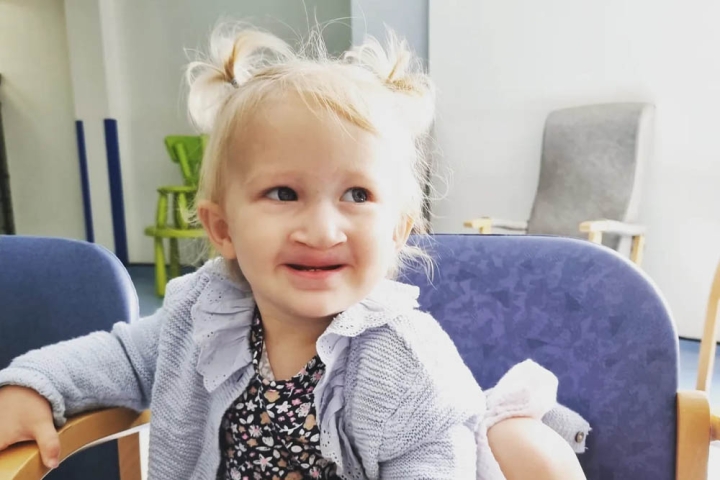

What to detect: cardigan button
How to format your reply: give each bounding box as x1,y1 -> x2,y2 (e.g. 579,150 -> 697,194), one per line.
575,432 -> 585,443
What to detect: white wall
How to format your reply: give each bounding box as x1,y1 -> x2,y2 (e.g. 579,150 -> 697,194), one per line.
0,0 -> 85,239
351,0 -> 428,63
429,0 -> 720,339
64,0 -> 115,252
91,0 -> 351,264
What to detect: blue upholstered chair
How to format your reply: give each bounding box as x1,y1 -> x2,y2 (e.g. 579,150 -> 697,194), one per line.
1,234 -> 716,479
0,236 -> 145,480
399,234 -> 713,479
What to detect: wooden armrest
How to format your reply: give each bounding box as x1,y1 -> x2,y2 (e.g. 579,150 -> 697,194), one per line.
0,408 -> 150,480
580,220 -> 647,265
579,220 -> 646,237
676,390 -> 711,480
464,217 -> 528,234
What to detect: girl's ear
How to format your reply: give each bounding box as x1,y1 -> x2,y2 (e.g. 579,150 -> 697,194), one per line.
196,200 -> 237,260
393,216 -> 415,251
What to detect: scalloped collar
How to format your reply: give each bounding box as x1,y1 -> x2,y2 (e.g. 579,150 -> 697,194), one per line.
190,259 -> 420,392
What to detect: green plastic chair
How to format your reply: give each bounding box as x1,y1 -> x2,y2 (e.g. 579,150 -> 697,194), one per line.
144,136 -> 207,296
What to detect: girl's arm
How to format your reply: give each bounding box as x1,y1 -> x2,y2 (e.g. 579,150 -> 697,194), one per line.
0,309 -> 165,426
488,417 -> 586,480
377,379 -> 587,480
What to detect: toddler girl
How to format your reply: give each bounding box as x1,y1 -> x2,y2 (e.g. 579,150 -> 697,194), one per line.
0,24 -> 586,479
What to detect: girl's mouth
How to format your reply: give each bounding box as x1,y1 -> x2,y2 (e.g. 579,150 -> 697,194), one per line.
287,264 -> 343,272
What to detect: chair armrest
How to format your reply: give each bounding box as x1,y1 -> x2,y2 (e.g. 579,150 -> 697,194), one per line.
464,217 -> 528,234
676,390 -> 712,480
579,220 -> 646,237
580,220 -> 647,265
0,408 -> 150,480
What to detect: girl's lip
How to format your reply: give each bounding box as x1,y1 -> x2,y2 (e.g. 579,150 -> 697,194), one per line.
286,263 -> 344,270
282,264 -> 347,279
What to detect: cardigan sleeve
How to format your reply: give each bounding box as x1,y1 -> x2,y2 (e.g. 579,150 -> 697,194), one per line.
377,316 -> 485,479
0,309 -> 165,426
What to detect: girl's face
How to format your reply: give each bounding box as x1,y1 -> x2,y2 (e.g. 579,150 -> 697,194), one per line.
200,98 -> 413,324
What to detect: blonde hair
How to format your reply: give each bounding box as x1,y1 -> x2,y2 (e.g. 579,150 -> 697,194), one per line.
186,23 -> 436,279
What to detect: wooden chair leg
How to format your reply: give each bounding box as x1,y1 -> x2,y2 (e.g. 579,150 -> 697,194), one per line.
630,235 -> 645,265
153,237 -> 167,297
697,261 -> 720,391
676,390 -> 710,480
118,433 -> 142,480
587,231 -> 603,244
463,219 -> 493,234
169,238 -> 181,280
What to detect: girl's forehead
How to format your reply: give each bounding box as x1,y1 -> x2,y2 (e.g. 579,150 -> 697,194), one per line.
238,96 -> 369,145
229,99 -> 403,178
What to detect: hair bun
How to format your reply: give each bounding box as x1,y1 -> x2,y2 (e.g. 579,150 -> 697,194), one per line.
186,25 -> 293,132
344,32 -> 435,136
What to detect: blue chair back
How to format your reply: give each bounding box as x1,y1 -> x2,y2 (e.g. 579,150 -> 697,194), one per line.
0,235 -> 138,480
401,234 -> 679,480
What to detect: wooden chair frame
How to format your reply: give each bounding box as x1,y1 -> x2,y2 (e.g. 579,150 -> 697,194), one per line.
697,260 -> 720,393
579,220 -> 646,265
0,394 -> 715,479
463,217 -> 646,265
0,410 -> 149,480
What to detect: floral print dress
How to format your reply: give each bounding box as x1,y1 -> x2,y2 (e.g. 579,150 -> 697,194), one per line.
217,314 -> 339,480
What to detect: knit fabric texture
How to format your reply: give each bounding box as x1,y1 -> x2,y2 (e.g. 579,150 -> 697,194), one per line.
0,258 -> 588,479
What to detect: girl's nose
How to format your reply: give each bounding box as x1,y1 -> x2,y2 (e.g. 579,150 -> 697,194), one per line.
289,203 -> 347,249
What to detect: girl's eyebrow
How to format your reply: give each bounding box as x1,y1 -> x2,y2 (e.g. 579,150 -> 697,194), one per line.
242,166 -> 380,187
241,168 -> 295,188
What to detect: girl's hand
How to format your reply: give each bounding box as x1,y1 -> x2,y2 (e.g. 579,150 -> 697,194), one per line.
0,385 -> 60,469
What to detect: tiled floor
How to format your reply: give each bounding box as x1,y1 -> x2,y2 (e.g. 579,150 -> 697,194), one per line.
128,265 -> 719,477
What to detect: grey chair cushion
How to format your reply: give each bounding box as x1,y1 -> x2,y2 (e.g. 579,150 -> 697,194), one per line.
527,103 -> 654,249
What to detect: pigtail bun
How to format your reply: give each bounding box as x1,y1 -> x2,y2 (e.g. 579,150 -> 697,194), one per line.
186,25 -> 294,132
344,32 -> 435,136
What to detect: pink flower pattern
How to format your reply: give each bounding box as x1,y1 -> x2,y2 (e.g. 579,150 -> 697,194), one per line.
217,313 -> 338,479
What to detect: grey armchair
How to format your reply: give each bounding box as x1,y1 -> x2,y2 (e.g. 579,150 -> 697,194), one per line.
465,102 -> 655,265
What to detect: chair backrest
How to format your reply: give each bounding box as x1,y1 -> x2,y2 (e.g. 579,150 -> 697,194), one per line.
0,235 -> 138,480
527,103 -> 655,249
400,234 -> 678,480
164,135 -> 206,187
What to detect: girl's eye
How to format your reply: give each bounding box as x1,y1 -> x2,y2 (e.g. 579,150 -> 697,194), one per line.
341,187 -> 369,203
266,187 -> 298,201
